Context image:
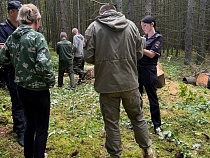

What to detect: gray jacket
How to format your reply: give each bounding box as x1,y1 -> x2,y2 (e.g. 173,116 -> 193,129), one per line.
84,10 -> 145,93
73,34 -> 84,58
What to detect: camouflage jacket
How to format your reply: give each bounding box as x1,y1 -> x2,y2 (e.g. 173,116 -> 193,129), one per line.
0,24 -> 55,90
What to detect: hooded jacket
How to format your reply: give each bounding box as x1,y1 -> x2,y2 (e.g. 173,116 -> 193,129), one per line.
0,24 -> 55,90
73,33 -> 84,58
84,10 -> 145,93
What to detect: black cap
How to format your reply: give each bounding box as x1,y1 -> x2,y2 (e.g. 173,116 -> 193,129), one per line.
7,1 -> 22,10
141,15 -> 155,24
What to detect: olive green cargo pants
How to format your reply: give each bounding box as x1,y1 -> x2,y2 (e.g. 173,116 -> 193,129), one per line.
99,88 -> 152,157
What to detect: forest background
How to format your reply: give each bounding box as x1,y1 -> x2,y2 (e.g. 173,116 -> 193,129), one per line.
1,0 -> 210,65
0,0 -> 210,158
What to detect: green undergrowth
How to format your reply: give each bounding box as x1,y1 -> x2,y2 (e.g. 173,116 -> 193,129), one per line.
0,52 -> 209,157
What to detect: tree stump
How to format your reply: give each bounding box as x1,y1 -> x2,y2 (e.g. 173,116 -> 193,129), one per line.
157,62 -> 165,88
85,67 -> 94,80
196,73 -> 210,89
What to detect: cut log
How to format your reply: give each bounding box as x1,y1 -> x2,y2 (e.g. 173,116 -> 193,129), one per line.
85,67 -> 94,80
182,76 -> 196,85
196,73 -> 210,88
156,62 -> 165,88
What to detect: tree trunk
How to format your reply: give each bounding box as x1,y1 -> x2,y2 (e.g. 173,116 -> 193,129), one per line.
145,0 -> 152,15
114,0 -> 123,12
0,1 -> 2,22
59,0 -> 67,33
196,0 -> 207,64
77,0 -> 80,31
128,0 -> 134,21
184,0 -> 194,65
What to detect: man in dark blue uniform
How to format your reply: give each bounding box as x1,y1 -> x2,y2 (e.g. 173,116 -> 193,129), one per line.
0,1 -> 25,146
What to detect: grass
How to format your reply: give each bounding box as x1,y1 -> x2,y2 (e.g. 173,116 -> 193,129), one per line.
0,51 -> 209,158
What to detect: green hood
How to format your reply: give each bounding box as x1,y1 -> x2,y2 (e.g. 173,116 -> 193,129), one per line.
96,10 -> 129,31
13,24 -> 32,39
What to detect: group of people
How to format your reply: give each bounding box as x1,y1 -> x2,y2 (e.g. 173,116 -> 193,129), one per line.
57,28 -> 86,89
0,1 -> 163,158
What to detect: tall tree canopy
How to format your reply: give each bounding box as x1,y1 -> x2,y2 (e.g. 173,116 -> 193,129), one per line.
1,0 -> 210,64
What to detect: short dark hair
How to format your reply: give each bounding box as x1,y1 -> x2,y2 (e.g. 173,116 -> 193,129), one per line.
99,4 -> 116,15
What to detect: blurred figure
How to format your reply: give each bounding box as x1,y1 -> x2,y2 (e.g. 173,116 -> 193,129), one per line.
84,4 -> 153,158
56,32 -> 75,89
0,0 -> 25,147
0,3 -> 55,158
138,15 -> 163,135
72,28 -> 86,84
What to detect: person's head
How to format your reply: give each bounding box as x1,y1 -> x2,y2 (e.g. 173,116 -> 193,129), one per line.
72,28 -> 78,36
140,15 -> 156,34
99,4 -> 116,15
17,3 -> 41,31
60,32 -> 67,39
7,1 -> 22,23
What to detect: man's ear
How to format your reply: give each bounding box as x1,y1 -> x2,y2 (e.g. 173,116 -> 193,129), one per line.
9,10 -> 13,15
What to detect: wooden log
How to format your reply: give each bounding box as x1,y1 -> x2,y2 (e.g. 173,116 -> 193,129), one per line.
182,76 -> 196,85
85,67 -> 94,80
156,62 -> 165,88
196,73 -> 210,88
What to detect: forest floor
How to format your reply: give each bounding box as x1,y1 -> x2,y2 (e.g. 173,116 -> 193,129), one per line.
0,53 -> 209,158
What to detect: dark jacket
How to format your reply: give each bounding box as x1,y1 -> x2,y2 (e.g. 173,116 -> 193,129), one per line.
0,19 -> 16,43
56,39 -> 74,64
138,33 -> 163,68
84,10 -> 145,93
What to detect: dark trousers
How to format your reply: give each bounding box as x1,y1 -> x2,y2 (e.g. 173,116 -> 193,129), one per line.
17,86 -> 50,158
138,67 -> 161,128
73,57 -> 85,79
58,60 -> 75,87
4,65 -> 25,135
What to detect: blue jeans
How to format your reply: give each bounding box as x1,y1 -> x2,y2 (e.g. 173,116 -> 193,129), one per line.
17,86 -> 50,158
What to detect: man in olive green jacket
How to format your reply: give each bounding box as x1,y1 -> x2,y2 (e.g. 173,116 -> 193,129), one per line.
56,32 -> 75,88
84,4 -> 153,158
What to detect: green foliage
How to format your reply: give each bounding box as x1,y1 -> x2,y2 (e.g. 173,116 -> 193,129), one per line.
0,53 -> 209,157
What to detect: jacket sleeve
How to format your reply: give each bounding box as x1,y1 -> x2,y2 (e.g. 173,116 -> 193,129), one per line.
136,32 -> 145,60
150,35 -> 163,56
84,22 -> 95,64
0,39 -> 11,65
56,43 -> 59,55
35,35 -> 55,88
